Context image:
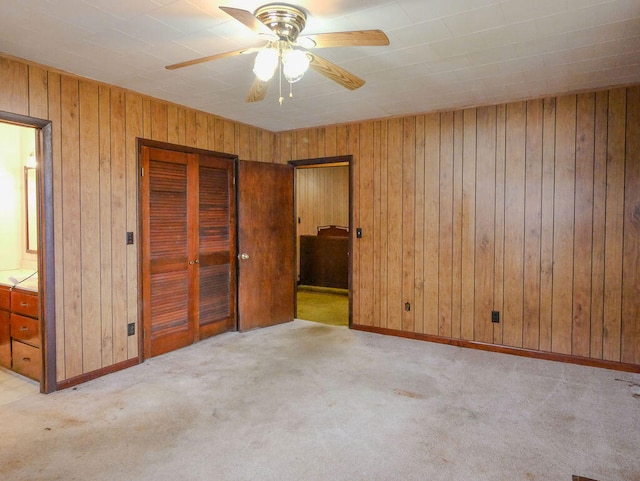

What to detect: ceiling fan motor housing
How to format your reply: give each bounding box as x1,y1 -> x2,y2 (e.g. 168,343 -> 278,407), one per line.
254,3 -> 307,41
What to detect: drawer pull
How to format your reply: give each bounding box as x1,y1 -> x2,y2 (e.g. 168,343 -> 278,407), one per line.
20,326 -> 28,331
20,302 -> 29,307
22,357 -> 31,362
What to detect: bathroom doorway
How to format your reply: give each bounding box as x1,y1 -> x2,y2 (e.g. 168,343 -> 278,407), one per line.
0,112 -> 55,396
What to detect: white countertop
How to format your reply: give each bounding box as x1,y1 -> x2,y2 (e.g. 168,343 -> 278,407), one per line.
0,269 -> 39,292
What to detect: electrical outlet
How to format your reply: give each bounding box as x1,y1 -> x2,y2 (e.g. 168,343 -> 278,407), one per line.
127,323 -> 135,336
491,311 -> 500,323
126,231 -> 134,245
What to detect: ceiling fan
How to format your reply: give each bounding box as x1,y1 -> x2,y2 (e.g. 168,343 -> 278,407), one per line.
165,3 -> 390,103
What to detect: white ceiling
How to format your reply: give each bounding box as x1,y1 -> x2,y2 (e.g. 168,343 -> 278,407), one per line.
1,0 -> 639,132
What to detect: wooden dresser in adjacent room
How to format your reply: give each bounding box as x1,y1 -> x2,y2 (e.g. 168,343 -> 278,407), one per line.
0,286 -> 40,381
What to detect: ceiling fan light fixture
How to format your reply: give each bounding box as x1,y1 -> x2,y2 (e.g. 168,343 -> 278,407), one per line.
253,47 -> 279,81
282,49 -> 310,83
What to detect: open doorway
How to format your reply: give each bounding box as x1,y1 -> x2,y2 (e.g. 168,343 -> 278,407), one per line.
0,112 -> 55,397
290,156 -> 351,327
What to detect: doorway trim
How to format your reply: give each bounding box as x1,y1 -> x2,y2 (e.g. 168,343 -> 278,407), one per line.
288,155 -> 353,326
0,110 -> 56,393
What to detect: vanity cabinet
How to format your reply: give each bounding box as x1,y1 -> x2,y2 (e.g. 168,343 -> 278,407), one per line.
0,287 -> 41,381
0,286 -> 10,368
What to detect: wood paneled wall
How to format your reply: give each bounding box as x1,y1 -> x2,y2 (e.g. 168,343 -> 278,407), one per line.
296,166 -> 349,237
278,87 -> 640,367
0,54 -> 276,383
1,51 -> 638,379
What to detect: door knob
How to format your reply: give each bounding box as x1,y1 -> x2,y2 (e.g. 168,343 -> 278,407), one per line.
239,253 -> 250,260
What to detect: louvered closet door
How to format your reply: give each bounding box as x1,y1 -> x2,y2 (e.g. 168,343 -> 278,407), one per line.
141,147 -> 197,357
141,145 -> 236,358
197,155 -> 235,339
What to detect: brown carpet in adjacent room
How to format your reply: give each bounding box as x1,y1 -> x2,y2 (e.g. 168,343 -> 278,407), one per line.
296,285 -> 348,326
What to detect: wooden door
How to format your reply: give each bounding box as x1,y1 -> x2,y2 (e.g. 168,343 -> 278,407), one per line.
197,155 -> 236,339
140,145 -> 235,358
237,161 -> 295,331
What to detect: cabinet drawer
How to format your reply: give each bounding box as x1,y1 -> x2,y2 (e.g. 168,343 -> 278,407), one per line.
10,314 -> 40,347
0,286 -> 9,311
11,290 -> 39,318
12,340 -> 41,381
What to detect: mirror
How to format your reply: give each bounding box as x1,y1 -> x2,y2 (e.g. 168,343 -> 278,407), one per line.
25,166 -> 37,253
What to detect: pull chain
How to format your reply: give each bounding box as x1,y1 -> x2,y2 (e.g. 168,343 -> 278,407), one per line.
278,57 -> 284,105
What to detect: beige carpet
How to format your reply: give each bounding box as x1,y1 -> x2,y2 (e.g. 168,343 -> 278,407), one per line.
1,320 -> 639,481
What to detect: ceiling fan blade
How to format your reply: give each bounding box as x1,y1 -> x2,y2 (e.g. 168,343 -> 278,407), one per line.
219,6 -> 275,38
165,46 -> 261,70
299,29 -> 389,48
308,54 -> 365,90
246,77 -> 269,102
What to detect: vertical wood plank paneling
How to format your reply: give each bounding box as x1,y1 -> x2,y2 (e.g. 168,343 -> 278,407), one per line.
48,72 -> 65,381
167,104 -> 179,144
214,117 -> 225,153
307,129 -> 319,159
402,117 -> 416,332
79,80 -> 102,372
378,121 -> 389,328
414,116 -> 425,334
523,99 -> 543,350
150,101 -> 168,142
387,119 -> 403,331
460,109 -> 476,340
60,75 -> 83,378
3,51 -> 640,383
125,93 -> 143,359
185,110 -> 197,147
348,124 -> 360,326
572,93 -> 595,357
359,122 -> 375,326
493,104 -> 506,345
438,112 -> 453,338
552,95 -> 577,355
196,111 -> 208,149
238,124 -> 251,159
423,113 -> 440,335
98,85 -> 113,367
503,101 -> 526,348
207,116 -> 217,152
336,125 -> 348,155
296,130 -> 310,160
621,85 -> 640,365
325,125 -> 337,157
474,106 -> 496,344
0,57 -> 29,115
142,99 -> 151,139
223,120 -> 235,154
28,66 -> 49,119
590,91 -> 608,359
373,121 -> 382,327
110,90 -> 128,364
452,111 -> 464,340
177,107 -> 186,145
539,98 -> 556,352
603,88 -> 626,362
